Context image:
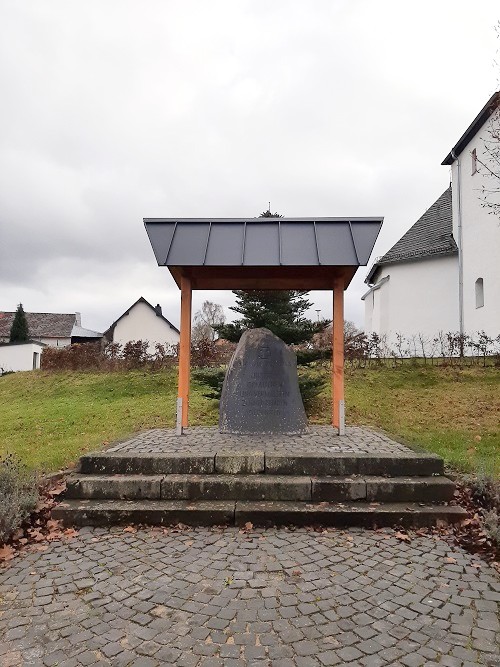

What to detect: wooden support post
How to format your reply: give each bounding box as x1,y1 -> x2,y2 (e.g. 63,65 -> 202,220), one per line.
332,279 -> 345,433
178,275 -> 192,429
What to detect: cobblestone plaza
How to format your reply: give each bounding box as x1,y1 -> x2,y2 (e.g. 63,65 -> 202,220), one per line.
1,526 -> 498,666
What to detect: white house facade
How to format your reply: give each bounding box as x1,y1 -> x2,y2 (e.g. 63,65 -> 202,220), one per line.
0,342 -> 44,373
104,297 -> 180,354
364,92 -> 500,352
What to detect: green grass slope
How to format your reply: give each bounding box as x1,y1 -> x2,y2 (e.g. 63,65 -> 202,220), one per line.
0,365 -> 498,475
344,365 -> 499,476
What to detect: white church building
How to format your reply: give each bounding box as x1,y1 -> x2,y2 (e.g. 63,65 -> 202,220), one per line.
363,91 -> 500,353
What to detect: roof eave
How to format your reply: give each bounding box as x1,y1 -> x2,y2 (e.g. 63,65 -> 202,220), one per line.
442,91 -> 500,165
365,262 -> 380,284
366,248 -> 458,283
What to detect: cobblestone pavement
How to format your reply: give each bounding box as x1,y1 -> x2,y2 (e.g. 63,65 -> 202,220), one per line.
109,427 -> 413,456
0,527 -> 498,667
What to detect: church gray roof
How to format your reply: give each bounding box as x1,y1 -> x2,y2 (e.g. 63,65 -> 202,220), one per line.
366,187 -> 457,283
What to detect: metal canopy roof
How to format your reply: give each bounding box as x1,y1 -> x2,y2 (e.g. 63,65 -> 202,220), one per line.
144,218 -> 383,270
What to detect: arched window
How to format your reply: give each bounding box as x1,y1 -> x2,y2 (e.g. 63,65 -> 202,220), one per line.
475,278 -> 484,309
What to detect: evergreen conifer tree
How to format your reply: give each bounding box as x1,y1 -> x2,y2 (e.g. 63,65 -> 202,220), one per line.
9,303 -> 29,342
215,208 -> 329,344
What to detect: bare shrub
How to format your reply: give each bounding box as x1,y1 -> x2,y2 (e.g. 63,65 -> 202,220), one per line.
122,340 -> 151,366
484,510 -> 500,545
41,341 -> 178,372
467,473 -> 500,547
191,337 -> 218,368
0,454 -> 39,545
191,336 -> 235,368
42,342 -> 104,370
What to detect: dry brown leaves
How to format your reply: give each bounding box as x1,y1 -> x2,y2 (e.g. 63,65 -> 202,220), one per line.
239,521 -> 254,535
447,480 -> 499,564
0,478 -> 79,565
394,531 -> 411,543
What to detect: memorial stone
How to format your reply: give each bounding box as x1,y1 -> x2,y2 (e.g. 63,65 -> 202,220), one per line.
219,328 -> 308,434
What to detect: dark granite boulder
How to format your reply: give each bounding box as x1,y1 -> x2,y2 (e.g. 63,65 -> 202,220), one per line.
219,328 -> 307,434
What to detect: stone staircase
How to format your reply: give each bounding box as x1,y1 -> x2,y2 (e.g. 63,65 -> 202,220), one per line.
52,428 -> 467,528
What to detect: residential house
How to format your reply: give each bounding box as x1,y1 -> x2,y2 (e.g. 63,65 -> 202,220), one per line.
0,311 -> 102,347
363,92 -> 500,353
104,297 -> 180,354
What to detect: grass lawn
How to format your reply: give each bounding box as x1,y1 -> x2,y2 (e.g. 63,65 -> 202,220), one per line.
0,365 -> 498,475
343,364 -> 499,476
0,370 -> 215,472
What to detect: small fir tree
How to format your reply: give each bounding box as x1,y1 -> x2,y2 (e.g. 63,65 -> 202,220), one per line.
216,290 -> 327,345
215,208 -> 329,345
9,304 -> 29,343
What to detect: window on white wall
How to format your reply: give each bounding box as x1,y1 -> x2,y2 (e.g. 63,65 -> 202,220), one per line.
475,278 -> 484,308
471,148 -> 477,175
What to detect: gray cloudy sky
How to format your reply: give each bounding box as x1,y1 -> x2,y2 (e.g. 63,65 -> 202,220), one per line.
1,0 -> 498,332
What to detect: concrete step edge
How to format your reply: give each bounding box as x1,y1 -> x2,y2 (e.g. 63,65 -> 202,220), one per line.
52,499 -> 467,529
65,474 -> 456,502
79,453 -> 444,476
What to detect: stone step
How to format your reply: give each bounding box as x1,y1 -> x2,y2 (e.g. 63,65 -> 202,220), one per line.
79,451 -> 443,477
265,453 -> 444,476
234,501 -> 467,528
79,453 -> 216,476
52,499 -> 467,529
53,500 -> 234,527
66,474 -> 456,503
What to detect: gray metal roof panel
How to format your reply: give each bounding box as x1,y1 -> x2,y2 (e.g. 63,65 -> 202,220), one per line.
243,221 -> 280,265
350,221 -> 383,264
168,222 -> 210,265
72,325 -> 102,338
146,222 -> 177,265
144,217 -> 383,267
280,222 -> 318,265
204,222 -> 245,265
315,222 -> 358,265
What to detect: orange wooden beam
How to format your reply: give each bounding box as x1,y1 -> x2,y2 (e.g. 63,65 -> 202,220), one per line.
169,266 -> 357,291
332,279 -> 345,432
178,275 -> 192,428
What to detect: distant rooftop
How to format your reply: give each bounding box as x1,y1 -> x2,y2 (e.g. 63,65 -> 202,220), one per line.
0,312 -> 102,339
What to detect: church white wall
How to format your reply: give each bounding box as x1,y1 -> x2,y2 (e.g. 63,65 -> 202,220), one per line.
111,301 -> 180,353
450,112 -> 500,339
364,255 -> 459,354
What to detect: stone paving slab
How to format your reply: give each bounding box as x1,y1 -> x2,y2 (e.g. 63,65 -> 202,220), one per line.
0,527 -> 498,666
107,426 -> 415,456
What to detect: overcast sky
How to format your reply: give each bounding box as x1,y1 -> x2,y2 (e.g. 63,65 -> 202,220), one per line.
1,1 -> 498,332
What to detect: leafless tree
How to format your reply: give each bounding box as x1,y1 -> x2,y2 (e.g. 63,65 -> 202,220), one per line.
477,104 -> 500,216
192,301 -> 226,344
476,25 -> 500,216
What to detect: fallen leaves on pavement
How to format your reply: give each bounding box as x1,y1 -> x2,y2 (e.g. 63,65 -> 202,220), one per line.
0,478 -> 79,565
